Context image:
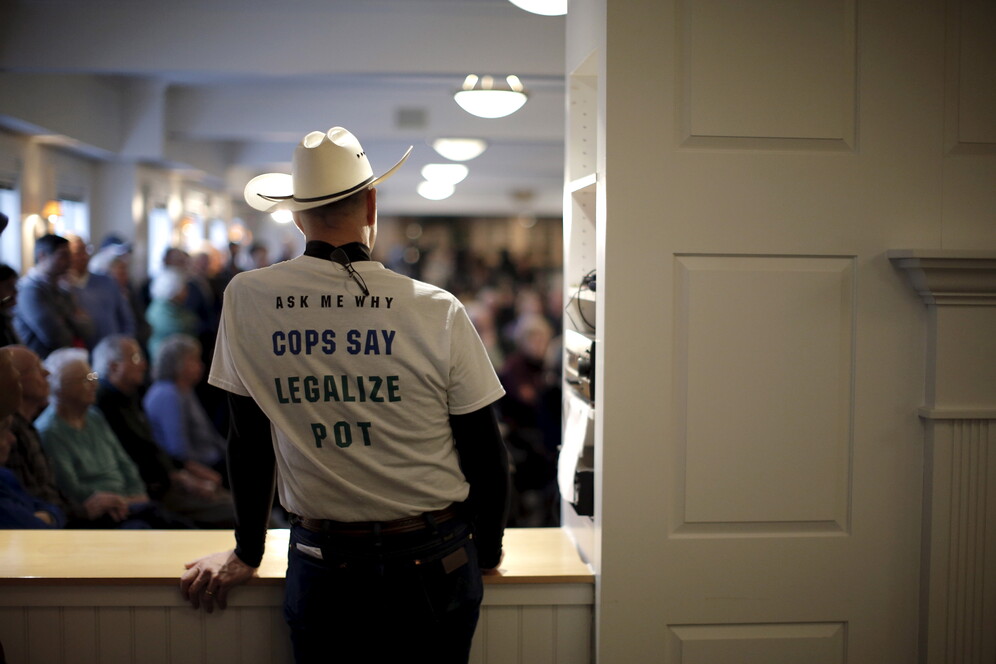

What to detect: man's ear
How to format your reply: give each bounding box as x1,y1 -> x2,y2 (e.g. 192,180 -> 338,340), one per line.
365,188 -> 377,227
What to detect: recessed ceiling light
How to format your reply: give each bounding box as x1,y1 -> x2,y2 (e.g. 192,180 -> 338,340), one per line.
431,138 -> 488,162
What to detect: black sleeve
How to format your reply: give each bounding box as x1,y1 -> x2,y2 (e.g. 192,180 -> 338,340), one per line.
450,404 -> 510,569
226,392 -> 277,568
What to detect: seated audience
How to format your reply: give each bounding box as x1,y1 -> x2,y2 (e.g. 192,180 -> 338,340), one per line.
64,235 -> 135,348
145,267 -> 198,361
143,334 -> 227,480
1,412 -> 65,528
0,347 -> 20,420
12,234 -> 91,357
4,345 -> 71,515
94,335 -> 235,528
35,347 -> 192,529
0,264 -> 22,347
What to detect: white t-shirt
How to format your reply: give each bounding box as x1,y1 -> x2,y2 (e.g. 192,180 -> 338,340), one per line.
209,255 -> 505,522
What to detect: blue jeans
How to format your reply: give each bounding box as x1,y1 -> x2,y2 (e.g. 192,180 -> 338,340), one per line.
284,515 -> 483,664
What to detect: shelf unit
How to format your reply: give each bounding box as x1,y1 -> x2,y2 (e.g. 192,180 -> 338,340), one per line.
560,48 -> 600,558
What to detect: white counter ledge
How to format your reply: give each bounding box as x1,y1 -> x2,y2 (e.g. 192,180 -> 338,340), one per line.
0,527 -> 594,663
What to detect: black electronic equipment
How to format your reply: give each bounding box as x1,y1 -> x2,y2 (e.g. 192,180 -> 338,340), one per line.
564,328 -> 595,403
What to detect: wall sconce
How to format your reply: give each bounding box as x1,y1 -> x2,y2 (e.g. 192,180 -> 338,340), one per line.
41,200 -> 63,221
431,138 -> 488,162
454,75 -> 528,119
508,0 -> 567,15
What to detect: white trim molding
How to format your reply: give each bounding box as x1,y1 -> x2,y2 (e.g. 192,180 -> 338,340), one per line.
890,249 -> 996,664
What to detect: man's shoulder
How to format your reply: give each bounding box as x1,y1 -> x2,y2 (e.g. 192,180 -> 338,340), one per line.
13,272 -> 48,299
32,406 -> 59,434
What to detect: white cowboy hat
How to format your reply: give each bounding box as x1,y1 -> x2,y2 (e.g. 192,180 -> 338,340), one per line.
244,127 -> 413,213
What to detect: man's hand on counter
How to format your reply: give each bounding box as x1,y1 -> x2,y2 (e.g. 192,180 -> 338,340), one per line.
180,549 -> 257,613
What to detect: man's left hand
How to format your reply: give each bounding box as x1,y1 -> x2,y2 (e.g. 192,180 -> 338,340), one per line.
180,550 -> 256,613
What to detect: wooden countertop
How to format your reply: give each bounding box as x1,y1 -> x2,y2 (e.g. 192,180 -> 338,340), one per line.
0,527 -> 593,586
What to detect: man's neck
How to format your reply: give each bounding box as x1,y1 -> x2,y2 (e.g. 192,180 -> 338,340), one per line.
107,378 -> 134,397
305,230 -> 366,246
55,401 -> 88,428
17,399 -> 44,421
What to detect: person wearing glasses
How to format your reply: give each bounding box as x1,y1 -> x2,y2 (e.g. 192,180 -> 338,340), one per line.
94,334 -> 236,528
180,127 -> 510,663
34,347 -> 192,529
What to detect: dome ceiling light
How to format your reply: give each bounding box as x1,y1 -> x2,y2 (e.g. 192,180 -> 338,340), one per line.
431,138 -> 488,161
454,75 -> 528,119
508,0 -> 567,16
417,181 -> 455,201
421,163 -> 469,185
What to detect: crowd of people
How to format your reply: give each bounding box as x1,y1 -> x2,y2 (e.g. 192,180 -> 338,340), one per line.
1,222 -> 565,531
0,229 -> 250,530
380,242 -> 565,527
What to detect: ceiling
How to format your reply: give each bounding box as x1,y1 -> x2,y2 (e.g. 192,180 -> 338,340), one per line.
0,0 -> 567,218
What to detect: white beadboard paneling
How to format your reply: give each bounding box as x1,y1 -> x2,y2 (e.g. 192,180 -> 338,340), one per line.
521,605 -> 556,664
132,608 -> 169,664
27,607 -> 63,663
0,588 -> 591,664
555,606 -> 594,664
0,608 -> 26,663
483,605 -> 522,662
63,607 -> 98,664
97,607 -> 133,663
167,604 -> 206,663
923,418 -> 996,664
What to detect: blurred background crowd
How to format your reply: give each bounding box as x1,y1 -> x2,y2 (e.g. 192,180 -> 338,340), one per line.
1,212 -> 565,531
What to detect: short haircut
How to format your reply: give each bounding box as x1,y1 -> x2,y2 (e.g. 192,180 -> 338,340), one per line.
152,334 -> 200,382
150,267 -> 187,301
0,263 -> 17,282
43,347 -> 89,396
34,234 -> 69,262
92,334 -> 136,377
295,190 -> 367,228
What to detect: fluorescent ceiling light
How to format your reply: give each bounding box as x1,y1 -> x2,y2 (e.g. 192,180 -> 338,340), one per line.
508,0 -> 567,16
431,138 -> 488,161
417,181 -> 456,200
421,163 -> 469,185
454,75 -> 528,119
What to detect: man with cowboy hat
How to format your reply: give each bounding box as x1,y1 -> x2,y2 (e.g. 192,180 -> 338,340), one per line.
180,127 -> 510,664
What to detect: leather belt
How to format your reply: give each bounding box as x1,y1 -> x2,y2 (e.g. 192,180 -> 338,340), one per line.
292,504 -> 460,536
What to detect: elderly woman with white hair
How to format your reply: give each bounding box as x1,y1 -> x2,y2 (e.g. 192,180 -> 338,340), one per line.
33,347 -> 192,528
145,267 -> 198,361
143,334 -> 228,481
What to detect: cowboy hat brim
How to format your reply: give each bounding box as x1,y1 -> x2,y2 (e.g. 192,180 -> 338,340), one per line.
244,145 -> 413,213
